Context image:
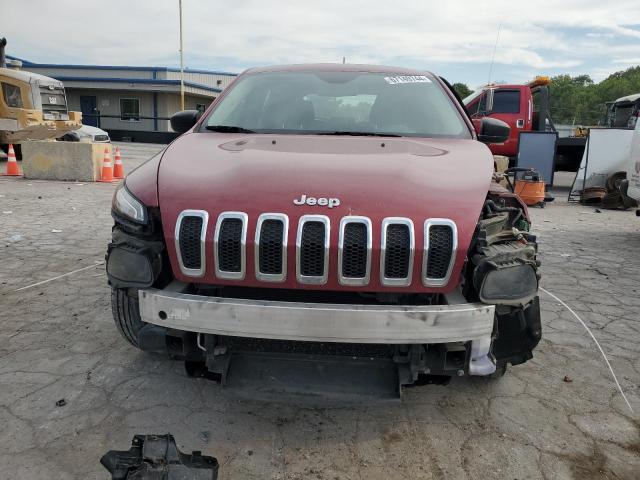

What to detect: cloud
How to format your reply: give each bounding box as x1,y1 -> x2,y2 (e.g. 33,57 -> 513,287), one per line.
2,0 -> 640,85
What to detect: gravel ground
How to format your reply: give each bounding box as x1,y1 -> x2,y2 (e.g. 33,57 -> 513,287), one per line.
0,143 -> 638,479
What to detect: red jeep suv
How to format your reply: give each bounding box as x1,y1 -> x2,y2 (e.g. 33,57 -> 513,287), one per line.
106,64 -> 541,397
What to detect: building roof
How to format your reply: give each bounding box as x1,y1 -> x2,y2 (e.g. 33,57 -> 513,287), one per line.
51,75 -> 223,94
5,55 -> 237,95
7,55 -> 237,77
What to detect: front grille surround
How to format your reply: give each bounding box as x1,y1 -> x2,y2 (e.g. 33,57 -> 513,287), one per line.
338,216 -> 372,286
173,210 -> 457,288
422,219 -> 458,287
214,212 -> 248,280
255,213 -> 289,283
380,217 -> 415,287
296,215 -> 330,285
174,210 -> 208,277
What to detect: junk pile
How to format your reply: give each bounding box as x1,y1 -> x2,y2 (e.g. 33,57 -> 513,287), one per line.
581,171 -> 638,210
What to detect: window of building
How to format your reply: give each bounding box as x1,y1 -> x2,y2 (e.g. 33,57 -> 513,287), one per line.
216,80 -> 222,86
120,98 -> 140,121
196,103 -> 207,113
2,82 -> 23,108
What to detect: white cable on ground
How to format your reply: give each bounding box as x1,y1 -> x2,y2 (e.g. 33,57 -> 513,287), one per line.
13,261 -> 105,292
539,287 -> 634,414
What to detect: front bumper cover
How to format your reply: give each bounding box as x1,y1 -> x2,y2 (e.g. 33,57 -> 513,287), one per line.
138,288 -> 497,375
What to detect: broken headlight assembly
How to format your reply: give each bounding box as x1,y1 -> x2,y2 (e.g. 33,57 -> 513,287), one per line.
112,182 -> 148,224
472,240 -> 539,307
476,262 -> 538,305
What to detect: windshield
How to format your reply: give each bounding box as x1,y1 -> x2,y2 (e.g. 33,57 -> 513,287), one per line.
203,71 -> 470,138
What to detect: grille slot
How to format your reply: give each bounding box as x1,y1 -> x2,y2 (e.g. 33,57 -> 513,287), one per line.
218,219 -> 243,271
259,220 -> 284,274
175,210 -> 208,277
380,218 -> 414,286
255,214 -> 288,282
427,226 -> 453,278
338,217 -> 372,285
423,220 -> 457,286
179,217 -> 203,269
343,224 -> 367,277
301,223 -> 325,276
214,212 -> 247,280
296,216 -> 329,284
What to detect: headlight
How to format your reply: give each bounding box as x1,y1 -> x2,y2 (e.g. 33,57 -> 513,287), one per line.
479,263 -> 538,306
112,183 -> 147,224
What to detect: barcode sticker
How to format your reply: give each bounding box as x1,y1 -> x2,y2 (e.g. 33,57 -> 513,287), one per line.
384,75 -> 432,85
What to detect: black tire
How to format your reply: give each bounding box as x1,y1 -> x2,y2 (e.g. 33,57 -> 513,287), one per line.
488,361 -> 508,379
111,288 -> 146,348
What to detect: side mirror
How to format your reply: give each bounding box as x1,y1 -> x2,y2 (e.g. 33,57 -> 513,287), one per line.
170,110 -> 201,133
477,117 -> 510,144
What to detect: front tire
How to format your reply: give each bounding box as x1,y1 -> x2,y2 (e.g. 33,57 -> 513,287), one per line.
111,288 -> 146,349
488,361 -> 508,379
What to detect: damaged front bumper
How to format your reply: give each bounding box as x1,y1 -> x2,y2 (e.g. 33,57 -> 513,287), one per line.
138,287 -> 497,376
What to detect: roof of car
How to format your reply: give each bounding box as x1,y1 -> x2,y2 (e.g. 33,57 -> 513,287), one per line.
243,63 -> 436,77
614,93 -> 640,104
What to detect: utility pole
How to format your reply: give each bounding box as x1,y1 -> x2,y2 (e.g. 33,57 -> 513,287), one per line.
179,0 -> 185,111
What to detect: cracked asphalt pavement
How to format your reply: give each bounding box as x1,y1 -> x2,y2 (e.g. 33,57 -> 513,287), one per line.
0,144 -> 639,479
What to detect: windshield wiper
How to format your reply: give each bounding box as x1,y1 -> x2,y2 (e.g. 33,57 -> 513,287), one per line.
316,131 -> 401,137
205,125 -> 256,133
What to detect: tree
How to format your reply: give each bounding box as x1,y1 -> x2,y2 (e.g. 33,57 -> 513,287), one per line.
452,82 -> 473,99
548,66 -> 640,125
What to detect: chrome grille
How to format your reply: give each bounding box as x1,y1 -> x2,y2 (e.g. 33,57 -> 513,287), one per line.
423,219 -> 457,286
255,213 -> 288,282
380,218 -> 414,286
175,210 -> 208,277
296,215 -> 330,284
338,216 -> 372,285
174,210 -> 456,288
214,212 -> 247,280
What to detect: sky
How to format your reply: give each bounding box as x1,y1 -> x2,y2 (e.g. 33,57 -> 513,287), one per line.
3,0 -> 640,89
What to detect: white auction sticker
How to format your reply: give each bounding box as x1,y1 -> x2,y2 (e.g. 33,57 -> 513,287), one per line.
384,75 -> 431,85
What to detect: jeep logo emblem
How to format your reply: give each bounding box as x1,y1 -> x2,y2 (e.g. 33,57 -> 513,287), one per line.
293,194 -> 341,208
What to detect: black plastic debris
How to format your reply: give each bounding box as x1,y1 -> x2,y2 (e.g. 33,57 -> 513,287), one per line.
100,434 -> 218,480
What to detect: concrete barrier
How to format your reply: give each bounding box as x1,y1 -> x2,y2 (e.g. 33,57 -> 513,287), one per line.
21,141 -> 111,182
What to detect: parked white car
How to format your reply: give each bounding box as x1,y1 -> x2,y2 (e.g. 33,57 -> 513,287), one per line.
59,124 -> 110,143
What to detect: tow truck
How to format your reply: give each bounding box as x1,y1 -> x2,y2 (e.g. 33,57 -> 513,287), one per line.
463,76 -> 587,172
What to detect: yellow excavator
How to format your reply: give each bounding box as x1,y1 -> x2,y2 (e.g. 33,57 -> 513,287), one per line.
0,37 -> 82,158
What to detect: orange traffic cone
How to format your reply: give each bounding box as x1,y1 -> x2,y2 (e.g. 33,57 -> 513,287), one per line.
99,147 -> 115,182
113,146 -> 124,179
3,144 -> 21,176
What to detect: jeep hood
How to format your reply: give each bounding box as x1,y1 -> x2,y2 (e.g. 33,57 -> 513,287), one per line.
157,132 -> 494,291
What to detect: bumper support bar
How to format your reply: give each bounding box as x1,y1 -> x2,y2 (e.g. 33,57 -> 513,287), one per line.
139,289 -> 496,375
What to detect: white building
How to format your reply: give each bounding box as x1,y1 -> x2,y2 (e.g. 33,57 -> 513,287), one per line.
8,55 -> 237,142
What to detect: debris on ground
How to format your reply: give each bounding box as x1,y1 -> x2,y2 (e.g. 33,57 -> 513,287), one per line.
55,398 -> 67,407
101,434 -> 219,479
563,375 -> 573,383
51,229 -> 62,233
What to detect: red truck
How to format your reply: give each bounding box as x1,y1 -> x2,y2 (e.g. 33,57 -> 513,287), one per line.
464,77 -> 587,172
106,64 -> 541,397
